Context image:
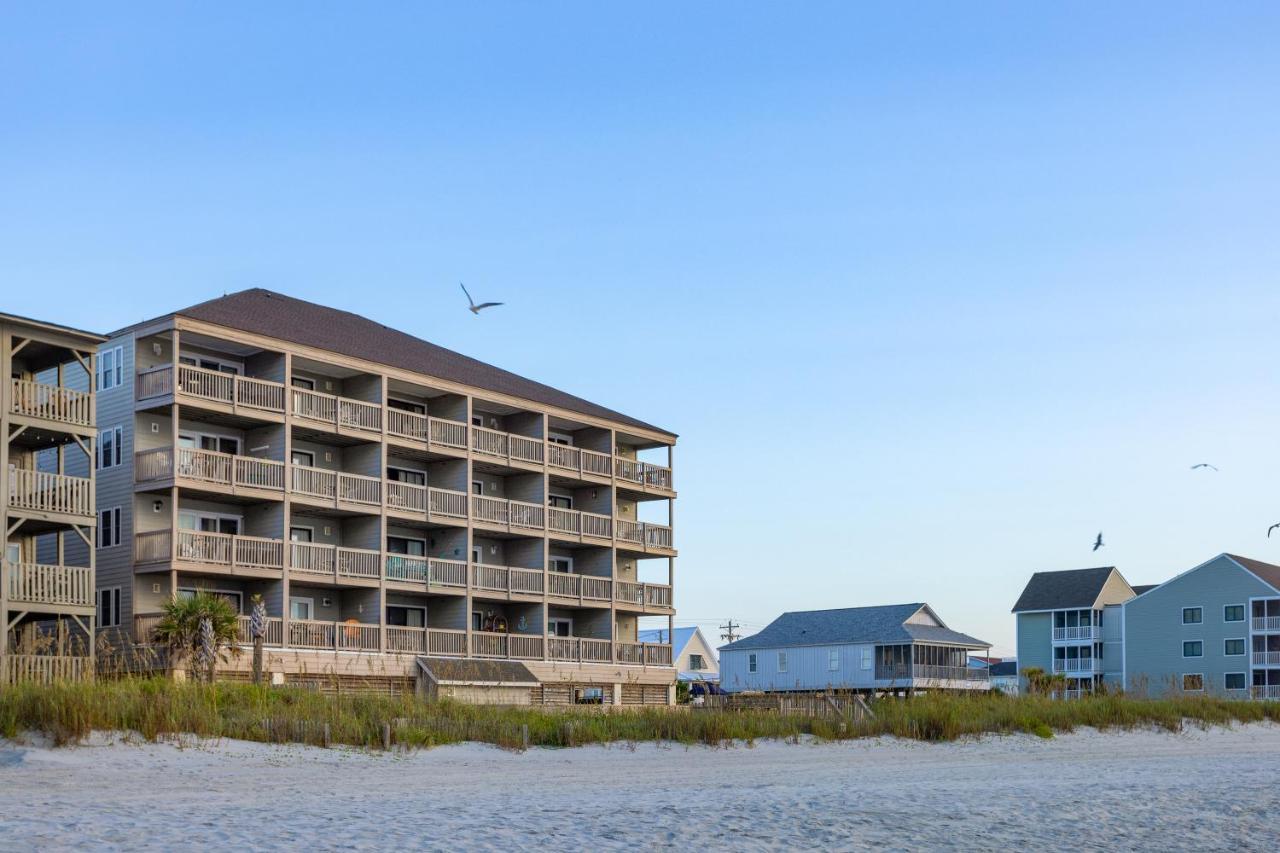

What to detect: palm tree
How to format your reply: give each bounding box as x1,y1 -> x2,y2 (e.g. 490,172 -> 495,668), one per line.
152,592 -> 241,682
249,594 -> 267,685
1021,666 -> 1048,695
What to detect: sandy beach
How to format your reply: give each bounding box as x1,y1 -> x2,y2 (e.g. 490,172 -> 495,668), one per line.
2,723 -> 1279,851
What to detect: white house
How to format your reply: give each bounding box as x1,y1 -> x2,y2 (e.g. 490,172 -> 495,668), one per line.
639,626 -> 719,686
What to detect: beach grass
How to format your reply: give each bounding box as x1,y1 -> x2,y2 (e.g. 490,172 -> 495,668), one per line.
1,679 -> 1277,750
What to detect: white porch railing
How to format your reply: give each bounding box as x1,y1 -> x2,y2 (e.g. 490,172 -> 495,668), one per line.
8,470 -> 93,516
4,562 -> 95,607
10,380 -> 93,427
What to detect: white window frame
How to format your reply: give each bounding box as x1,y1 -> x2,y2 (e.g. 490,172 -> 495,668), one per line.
289,525 -> 315,543
548,492 -> 573,510
471,480 -> 484,495
386,535 -> 427,557
290,449 -> 315,467
471,545 -> 483,565
547,617 -> 573,638
178,430 -> 241,455
97,426 -> 123,469
177,510 -> 243,535
1224,672 -> 1247,691
1182,640 -> 1203,658
177,586 -> 243,614
688,653 -> 705,672
98,345 -> 124,391
827,648 -> 840,671
748,653 -> 757,673
548,431 -> 574,446
548,556 -> 574,574
1181,673 -> 1204,692
1224,637 -> 1246,657
472,610 -> 484,631
289,596 -> 314,621
387,464 -> 427,485
1224,604 -> 1245,623
98,507 -> 122,548
4,541 -> 19,563
386,604 -> 427,628
181,352 -> 243,375
97,587 -> 121,627
290,376 -> 315,391
1182,606 -> 1203,625
860,647 -> 873,670
777,651 -> 788,673
387,397 -> 426,415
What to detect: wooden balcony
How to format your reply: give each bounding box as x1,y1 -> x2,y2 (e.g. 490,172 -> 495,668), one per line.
613,580 -> 673,612
471,495 -> 545,534
385,626 -> 467,656
384,555 -> 468,592
471,426 -> 544,469
171,530 -> 285,575
9,379 -> 93,431
290,465 -> 382,512
288,542 -> 381,584
615,641 -> 674,666
472,630 -> 545,660
545,571 -> 612,604
547,443 -> 612,481
290,387 -> 381,436
615,519 -> 675,554
136,364 -> 287,419
4,562 -> 95,611
548,636 -> 613,663
471,563 -> 546,598
614,457 -> 674,495
546,507 -> 612,543
386,409 -> 469,457
7,469 -> 93,519
287,619 -> 381,652
136,447 -> 285,497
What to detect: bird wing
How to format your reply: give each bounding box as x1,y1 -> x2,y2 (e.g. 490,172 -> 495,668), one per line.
1270,524 -> 1280,538
460,282 -> 476,307
474,302 -> 504,310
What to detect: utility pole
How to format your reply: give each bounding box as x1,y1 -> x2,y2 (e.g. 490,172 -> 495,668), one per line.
719,619 -> 741,644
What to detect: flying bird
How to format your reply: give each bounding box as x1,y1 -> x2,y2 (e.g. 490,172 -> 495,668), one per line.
1092,532 -> 1104,552
1190,463 -> 1218,471
1269,523 -> 1280,538
461,283 -> 503,315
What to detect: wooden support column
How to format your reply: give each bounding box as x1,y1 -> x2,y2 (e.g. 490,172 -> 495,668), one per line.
281,350 -> 293,646
0,326 -> 12,660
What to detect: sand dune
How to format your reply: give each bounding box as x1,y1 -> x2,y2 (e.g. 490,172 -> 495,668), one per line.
2,724 -> 1279,850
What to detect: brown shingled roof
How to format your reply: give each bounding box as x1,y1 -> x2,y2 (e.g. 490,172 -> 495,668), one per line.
1226,554 -> 1280,592
121,288 -> 673,437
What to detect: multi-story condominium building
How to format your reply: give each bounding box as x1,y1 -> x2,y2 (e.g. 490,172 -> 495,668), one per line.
1,312 -> 103,683
718,603 -> 991,694
98,289 -> 678,704
1123,554 -> 1280,700
1014,554 -> 1280,700
1011,566 -> 1134,695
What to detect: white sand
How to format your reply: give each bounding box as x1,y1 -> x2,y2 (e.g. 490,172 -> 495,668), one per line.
2,724 -> 1279,851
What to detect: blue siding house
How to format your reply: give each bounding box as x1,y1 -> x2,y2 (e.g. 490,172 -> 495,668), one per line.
718,603 -> 991,694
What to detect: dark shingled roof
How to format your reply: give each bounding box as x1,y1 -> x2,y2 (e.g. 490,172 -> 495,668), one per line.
1226,554 -> 1280,593
989,661 -> 1018,677
1011,566 -> 1120,612
121,288 -> 673,437
1130,584 -> 1158,596
416,657 -> 538,685
719,603 -> 987,652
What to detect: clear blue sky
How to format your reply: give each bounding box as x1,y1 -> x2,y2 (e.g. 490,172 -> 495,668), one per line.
4,4 -> 1280,653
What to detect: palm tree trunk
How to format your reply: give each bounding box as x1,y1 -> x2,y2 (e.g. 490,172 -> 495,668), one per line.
252,636 -> 264,685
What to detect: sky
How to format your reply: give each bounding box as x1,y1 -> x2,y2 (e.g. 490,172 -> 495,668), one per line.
4,3 -> 1280,654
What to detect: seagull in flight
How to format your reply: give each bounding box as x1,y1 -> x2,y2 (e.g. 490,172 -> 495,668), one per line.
1190,463 -> 1219,471
461,283 -> 503,315
1092,532 -> 1104,552
1269,523 -> 1280,538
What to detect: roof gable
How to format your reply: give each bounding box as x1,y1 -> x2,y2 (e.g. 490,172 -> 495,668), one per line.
1225,554 -> 1280,593
1012,566 -> 1131,612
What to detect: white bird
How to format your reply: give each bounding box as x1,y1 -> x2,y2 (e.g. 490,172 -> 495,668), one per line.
1190,463 -> 1218,471
1092,532 -> 1104,552
461,283 -> 503,315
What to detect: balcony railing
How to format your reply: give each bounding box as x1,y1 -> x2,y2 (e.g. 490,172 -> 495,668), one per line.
384,556 -> 468,588
472,631 -> 545,660
1052,658 -> 1100,674
1251,685 -> 1280,700
385,626 -> 468,656
288,619 -> 381,652
1,655 -> 90,684
136,447 -> 285,493
10,379 -> 93,427
289,465 -> 382,509
548,636 -> 613,663
471,563 -> 546,596
8,469 -> 93,517
615,642 -> 674,666
543,572 -> 611,601
875,664 -> 991,682
4,562 -> 95,608
471,495 -> 546,533
1253,651 -> 1280,666
175,531 -> 285,571
1253,616 -> 1280,632
547,507 -> 613,540
235,615 -> 284,646
471,426 -> 544,466
615,458 -> 674,493
291,387 -> 382,434
288,542 -> 380,580
615,519 -> 674,550
1052,625 -> 1101,641
136,364 -> 288,414
613,580 -> 672,609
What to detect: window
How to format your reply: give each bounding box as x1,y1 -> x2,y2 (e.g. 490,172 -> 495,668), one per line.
471,480 -> 484,495
97,426 -> 123,469
98,508 -> 121,548
386,536 -> 426,557
827,649 -> 840,671
548,494 -> 573,509
547,618 -> 573,638
289,597 -> 313,621
860,647 -> 873,670
98,346 -> 123,390
178,587 -> 243,614
183,354 -> 241,375
548,557 -> 574,573
689,654 -> 705,671
291,450 -> 315,467
548,431 -> 574,446
1224,605 -> 1245,623
472,611 -> 483,631
386,606 -> 425,628
5,541 -> 18,563
748,653 -> 757,673
289,527 -> 313,543
1224,673 -> 1247,691
1183,641 -> 1203,658
387,466 -> 426,486
1182,673 -> 1204,692
1182,607 -> 1203,624
574,687 -> 604,704
1224,638 -> 1245,656
290,376 -> 315,390
777,651 -> 788,673
97,588 -> 120,628
387,398 -> 426,415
